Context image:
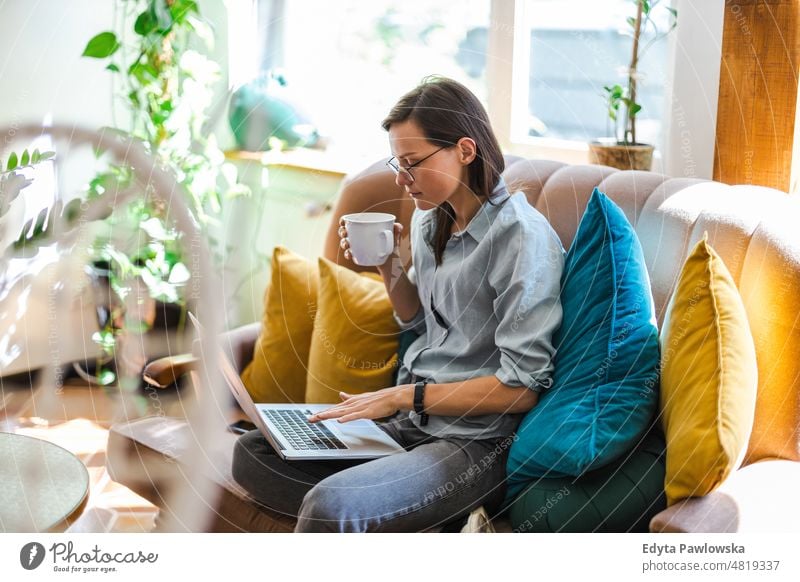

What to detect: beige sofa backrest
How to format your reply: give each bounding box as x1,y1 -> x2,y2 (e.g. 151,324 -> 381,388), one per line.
326,157 -> 800,468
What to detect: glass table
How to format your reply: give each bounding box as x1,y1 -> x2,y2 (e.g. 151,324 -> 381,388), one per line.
0,432 -> 90,532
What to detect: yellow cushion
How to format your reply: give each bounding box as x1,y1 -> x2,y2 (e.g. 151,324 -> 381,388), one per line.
660,235 -> 758,506
240,246 -> 317,403
305,257 -> 400,404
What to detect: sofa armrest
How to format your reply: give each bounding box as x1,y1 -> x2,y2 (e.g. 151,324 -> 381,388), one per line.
649,460 -> 800,533
219,321 -> 262,373
144,322 -> 263,388
143,353 -> 200,388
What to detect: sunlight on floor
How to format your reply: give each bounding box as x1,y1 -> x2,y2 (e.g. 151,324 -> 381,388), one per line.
1,381 -> 189,533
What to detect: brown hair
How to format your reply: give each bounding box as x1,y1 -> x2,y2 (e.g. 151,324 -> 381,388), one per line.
381,76 -> 505,266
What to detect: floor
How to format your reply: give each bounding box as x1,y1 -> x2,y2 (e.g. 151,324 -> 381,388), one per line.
0,374 -> 190,533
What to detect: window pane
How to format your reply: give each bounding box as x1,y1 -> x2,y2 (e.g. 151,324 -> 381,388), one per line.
525,0 -> 672,145
268,0 -> 490,159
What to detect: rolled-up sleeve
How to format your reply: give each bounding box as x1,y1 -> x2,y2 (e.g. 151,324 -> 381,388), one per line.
491,221 -> 564,392
392,264 -> 427,334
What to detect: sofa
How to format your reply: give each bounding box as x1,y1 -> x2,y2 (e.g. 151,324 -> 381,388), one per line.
106,155 -> 800,532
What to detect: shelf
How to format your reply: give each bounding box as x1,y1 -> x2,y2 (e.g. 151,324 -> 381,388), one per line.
224,148 -> 360,178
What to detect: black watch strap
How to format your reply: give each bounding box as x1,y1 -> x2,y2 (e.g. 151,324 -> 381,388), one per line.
413,380 -> 429,426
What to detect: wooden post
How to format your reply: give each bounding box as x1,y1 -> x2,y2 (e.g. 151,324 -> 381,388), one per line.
714,0 -> 800,192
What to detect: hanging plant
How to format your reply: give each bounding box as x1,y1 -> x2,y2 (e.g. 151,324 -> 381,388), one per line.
78,0 -> 249,385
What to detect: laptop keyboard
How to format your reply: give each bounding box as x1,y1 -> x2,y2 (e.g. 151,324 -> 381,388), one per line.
263,409 -> 348,451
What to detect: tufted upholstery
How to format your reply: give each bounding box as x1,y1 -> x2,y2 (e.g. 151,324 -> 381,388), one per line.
325,157 -> 800,472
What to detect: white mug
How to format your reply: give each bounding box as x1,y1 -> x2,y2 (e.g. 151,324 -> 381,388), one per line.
342,212 -> 396,266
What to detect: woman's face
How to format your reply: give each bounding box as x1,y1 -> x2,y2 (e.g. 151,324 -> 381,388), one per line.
388,119 -> 475,211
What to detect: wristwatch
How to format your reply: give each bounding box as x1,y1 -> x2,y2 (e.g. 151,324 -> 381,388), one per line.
413,380 -> 429,426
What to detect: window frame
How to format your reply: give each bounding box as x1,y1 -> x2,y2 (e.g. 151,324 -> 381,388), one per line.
486,0 -> 724,176
233,0 -> 725,177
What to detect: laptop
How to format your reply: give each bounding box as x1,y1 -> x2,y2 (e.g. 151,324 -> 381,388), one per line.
188,312 -> 405,461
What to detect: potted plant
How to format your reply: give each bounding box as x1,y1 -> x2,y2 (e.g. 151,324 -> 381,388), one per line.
79,0 -> 250,384
588,0 -> 677,171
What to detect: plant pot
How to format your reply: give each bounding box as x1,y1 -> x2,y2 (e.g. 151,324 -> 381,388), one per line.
74,261 -> 162,387
588,140 -> 654,171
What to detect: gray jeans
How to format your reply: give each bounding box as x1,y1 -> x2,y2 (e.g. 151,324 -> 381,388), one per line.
231,413 -> 511,532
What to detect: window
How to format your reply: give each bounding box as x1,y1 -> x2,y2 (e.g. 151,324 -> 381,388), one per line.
522,0 -> 671,145
233,1 -> 720,173
256,0 -> 491,161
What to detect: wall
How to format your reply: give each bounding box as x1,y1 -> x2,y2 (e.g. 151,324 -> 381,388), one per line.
0,1 -> 117,138
0,0 -> 233,148
663,0 -> 725,180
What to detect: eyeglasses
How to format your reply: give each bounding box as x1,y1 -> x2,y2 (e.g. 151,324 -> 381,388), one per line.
386,145 -> 448,183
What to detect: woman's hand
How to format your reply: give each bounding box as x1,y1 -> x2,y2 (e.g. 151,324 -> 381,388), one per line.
338,217 -> 404,272
308,385 -> 413,423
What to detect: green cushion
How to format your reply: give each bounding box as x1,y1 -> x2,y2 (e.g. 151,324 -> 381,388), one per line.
507,428 -> 666,532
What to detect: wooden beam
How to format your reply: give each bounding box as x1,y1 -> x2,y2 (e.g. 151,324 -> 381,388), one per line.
714,0 -> 800,192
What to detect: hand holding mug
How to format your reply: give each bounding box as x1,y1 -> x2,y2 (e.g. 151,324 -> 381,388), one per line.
338,213 -> 402,269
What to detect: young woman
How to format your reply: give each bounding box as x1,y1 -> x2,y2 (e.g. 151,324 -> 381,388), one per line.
232,76 -> 565,532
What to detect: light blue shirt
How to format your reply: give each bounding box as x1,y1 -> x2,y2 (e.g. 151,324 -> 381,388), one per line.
394,178 -> 565,439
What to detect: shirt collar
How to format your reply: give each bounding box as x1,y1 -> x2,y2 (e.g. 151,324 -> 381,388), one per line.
420,177 -> 512,246
458,177 -> 511,243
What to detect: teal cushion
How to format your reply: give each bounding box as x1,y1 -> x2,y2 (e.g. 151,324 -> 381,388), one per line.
506,188 -> 660,500
507,428 -> 666,532
392,329 -> 421,385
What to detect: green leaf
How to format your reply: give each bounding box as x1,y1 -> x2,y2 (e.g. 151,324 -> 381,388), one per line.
82,32 -> 120,58
92,330 -> 117,351
151,108 -> 170,126
134,10 -> 156,36
20,149 -> 29,166
98,368 -> 117,385
128,90 -> 141,108
163,249 -> 181,266
30,207 -> 48,239
627,16 -> 636,28
106,63 -> 120,72
7,152 -> 18,171
39,151 -> 55,161
31,149 -> 40,164
170,0 -> 199,21
128,62 -> 159,83
17,218 -> 34,241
